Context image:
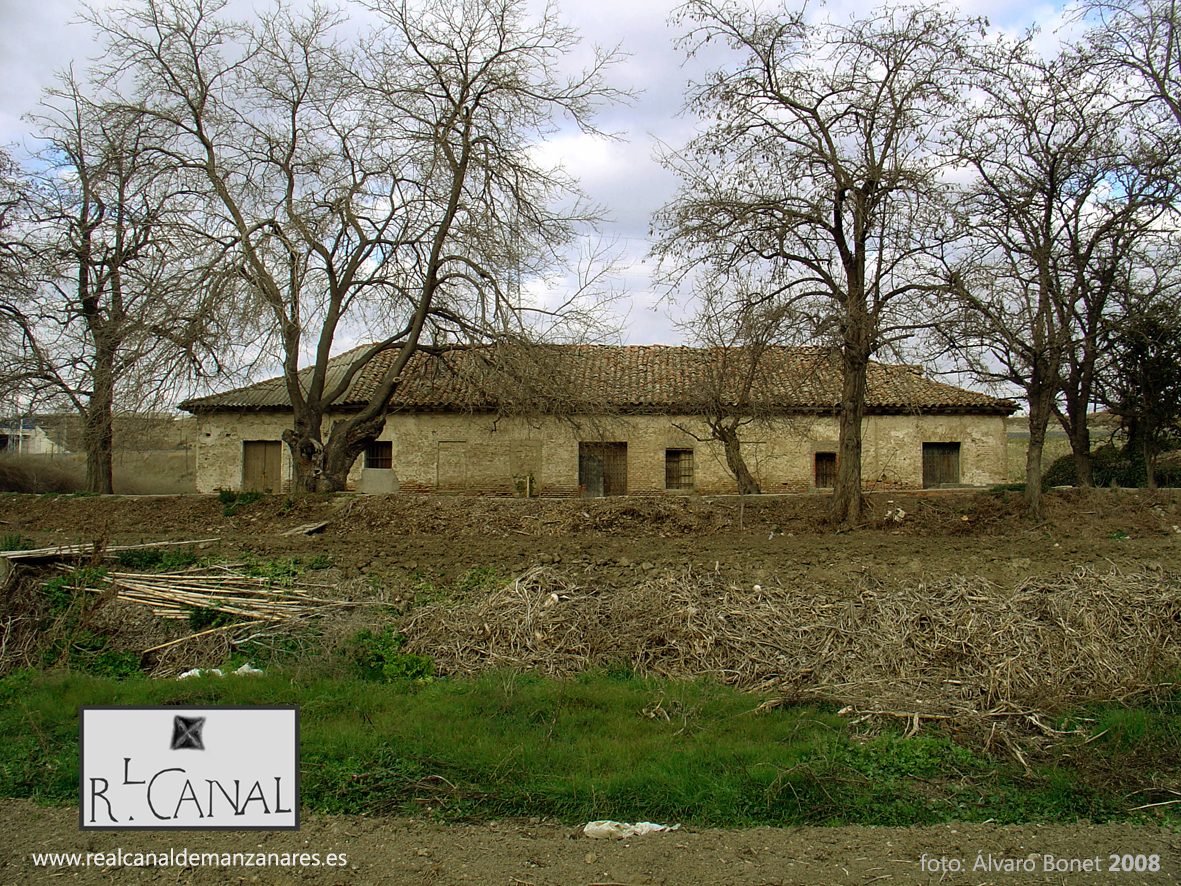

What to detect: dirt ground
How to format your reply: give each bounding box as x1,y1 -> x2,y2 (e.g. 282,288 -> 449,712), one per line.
2,488 -> 1181,885
5,487 -> 1181,591
3,796 -> 1179,886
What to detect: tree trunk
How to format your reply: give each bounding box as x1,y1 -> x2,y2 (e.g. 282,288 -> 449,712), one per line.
831,346 -> 868,528
309,338 -> 428,492
84,347 -> 116,495
1144,435 -> 1158,491
1024,373 -> 1057,516
1071,441 -> 1093,489
321,413 -> 387,492
1025,420 -> 1046,515
713,419 -> 761,495
282,410 -> 326,493
1060,400 -> 1094,488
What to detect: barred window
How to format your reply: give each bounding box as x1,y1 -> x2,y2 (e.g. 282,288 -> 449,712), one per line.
665,449 -> 694,490
365,441 -> 392,469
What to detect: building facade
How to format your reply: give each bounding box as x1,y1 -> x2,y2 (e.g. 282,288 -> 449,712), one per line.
182,345 -> 1017,496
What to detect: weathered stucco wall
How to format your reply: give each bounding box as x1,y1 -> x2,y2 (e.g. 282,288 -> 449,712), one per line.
193,410 -> 1009,495
194,412 -> 294,493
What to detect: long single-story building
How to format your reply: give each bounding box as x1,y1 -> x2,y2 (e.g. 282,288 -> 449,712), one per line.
180,344 -> 1017,495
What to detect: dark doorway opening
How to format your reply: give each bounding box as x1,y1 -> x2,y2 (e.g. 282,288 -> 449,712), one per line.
579,442 -> 627,496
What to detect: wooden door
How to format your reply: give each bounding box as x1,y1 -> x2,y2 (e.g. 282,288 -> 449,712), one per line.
242,441 -> 281,493
922,442 -> 961,488
814,452 -> 837,488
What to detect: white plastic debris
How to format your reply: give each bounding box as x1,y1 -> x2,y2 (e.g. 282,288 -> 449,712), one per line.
178,668 -> 223,680
583,820 -> 680,840
176,663 -> 262,680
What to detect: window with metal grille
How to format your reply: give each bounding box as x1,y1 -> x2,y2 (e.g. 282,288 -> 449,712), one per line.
365,440 -> 392,469
665,449 -> 694,490
814,452 -> 837,488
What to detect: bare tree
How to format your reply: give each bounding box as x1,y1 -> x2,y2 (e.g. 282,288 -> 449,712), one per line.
5,75 -> 234,493
0,148 -> 37,432
0,148 -> 31,306
88,0 -> 627,492
0,150 -> 32,400
1097,262 -> 1181,488
943,40 -> 1178,511
654,1 -> 977,526
1084,0 -> 1181,128
670,278 -> 805,495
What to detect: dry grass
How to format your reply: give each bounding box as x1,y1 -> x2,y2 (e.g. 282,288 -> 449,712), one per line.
402,566 -> 1181,719
0,452 -> 194,494
0,455 -> 84,493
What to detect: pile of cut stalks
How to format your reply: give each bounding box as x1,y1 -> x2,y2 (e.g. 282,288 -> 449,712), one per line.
402,564 -> 1181,744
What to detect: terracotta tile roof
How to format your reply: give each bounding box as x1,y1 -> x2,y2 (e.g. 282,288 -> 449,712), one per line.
180,344 -> 1017,415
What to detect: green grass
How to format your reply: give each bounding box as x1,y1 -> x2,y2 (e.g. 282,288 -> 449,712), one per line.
409,566 -> 502,607
114,545 -> 204,571
0,533 -> 32,552
1060,692 -> 1181,768
218,489 -> 264,516
1,669 -> 1175,827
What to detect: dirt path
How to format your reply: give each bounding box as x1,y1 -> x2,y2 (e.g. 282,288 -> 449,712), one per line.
3,798 -> 1179,885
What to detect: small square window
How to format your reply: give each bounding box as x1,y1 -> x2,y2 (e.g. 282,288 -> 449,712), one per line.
366,440 -> 392,469
665,449 -> 694,490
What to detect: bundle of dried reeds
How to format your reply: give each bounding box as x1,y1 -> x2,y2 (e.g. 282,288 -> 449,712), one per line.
95,571 -> 331,622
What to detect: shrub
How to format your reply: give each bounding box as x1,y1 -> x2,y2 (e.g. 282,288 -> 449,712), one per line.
343,625 -> 435,684
115,546 -> 201,571
187,604 -> 244,631
40,631 -> 140,678
306,553 -> 333,570
1040,445 -> 1180,488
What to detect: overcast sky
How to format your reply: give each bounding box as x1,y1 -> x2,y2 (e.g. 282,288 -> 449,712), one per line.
0,0 -> 1076,348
